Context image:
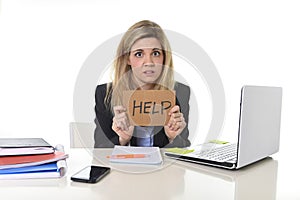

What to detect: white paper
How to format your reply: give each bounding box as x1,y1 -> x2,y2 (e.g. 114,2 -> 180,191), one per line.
109,146 -> 163,165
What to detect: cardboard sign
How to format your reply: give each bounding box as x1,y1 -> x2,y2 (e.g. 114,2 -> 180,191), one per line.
123,90 -> 176,126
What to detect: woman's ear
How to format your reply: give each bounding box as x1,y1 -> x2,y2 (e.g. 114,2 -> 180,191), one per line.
126,52 -> 131,66
127,58 -> 131,66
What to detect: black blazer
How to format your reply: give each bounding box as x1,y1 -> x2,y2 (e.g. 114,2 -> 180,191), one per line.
94,82 -> 191,148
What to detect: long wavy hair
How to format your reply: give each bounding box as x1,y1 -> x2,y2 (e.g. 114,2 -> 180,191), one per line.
105,20 -> 175,111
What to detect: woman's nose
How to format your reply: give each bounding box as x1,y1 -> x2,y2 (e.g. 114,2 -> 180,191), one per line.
144,54 -> 154,66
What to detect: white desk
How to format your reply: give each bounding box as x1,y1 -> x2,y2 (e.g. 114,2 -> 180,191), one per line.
0,148 -> 298,200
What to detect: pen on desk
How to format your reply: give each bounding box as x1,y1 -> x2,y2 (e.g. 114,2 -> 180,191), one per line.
106,154 -> 149,159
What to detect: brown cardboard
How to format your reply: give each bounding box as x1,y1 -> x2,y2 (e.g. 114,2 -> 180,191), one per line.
123,90 -> 176,126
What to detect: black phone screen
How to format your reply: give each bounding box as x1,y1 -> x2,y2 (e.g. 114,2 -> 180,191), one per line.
71,165 -> 110,183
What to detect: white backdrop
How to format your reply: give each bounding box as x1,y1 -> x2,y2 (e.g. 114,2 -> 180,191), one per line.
0,0 -> 299,150
0,0 -> 299,197
0,0 -> 299,147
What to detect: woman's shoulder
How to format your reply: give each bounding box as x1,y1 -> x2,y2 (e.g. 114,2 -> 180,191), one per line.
174,82 -> 190,100
174,81 -> 190,91
96,83 -> 112,92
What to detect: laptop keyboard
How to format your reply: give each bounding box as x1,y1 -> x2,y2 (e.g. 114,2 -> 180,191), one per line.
195,143 -> 237,162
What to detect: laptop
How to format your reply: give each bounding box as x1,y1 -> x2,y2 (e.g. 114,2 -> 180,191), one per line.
165,85 -> 282,169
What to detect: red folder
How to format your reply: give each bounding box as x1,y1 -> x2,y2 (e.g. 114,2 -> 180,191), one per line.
0,151 -> 68,170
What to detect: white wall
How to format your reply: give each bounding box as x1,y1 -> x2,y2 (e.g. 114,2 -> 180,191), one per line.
0,0 -> 299,151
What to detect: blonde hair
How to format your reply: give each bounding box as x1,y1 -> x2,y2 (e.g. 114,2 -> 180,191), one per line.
105,20 -> 175,111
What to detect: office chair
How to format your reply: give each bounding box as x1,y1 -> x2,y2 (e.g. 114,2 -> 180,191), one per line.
69,122 -> 95,148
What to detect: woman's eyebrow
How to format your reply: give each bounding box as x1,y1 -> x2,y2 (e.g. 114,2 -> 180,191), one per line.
152,48 -> 162,51
132,49 -> 144,52
131,47 -> 162,52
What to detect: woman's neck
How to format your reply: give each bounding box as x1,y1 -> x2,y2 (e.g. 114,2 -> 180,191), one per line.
132,78 -> 156,90
139,83 -> 155,90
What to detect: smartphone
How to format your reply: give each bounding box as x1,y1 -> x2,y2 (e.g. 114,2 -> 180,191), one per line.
71,165 -> 110,183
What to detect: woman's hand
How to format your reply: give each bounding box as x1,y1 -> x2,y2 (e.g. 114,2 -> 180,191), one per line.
164,105 -> 186,142
112,106 -> 134,145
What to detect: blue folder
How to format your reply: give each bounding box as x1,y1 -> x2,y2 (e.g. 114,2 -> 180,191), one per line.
0,162 -> 58,174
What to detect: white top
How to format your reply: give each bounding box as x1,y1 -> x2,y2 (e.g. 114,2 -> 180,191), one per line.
135,126 -> 155,147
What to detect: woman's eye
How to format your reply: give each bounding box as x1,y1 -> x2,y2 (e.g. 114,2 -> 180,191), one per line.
134,52 -> 143,57
152,51 -> 161,57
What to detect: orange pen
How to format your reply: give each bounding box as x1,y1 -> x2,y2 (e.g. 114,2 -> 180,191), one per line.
106,154 -> 148,159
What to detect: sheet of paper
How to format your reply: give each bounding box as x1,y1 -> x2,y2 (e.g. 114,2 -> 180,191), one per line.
109,146 -> 163,165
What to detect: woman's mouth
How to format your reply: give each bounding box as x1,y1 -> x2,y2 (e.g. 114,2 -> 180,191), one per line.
143,70 -> 155,75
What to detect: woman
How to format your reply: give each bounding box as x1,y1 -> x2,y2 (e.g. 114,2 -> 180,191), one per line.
94,20 -> 191,148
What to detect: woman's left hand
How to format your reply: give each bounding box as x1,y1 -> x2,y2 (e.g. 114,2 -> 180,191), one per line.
164,105 -> 186,142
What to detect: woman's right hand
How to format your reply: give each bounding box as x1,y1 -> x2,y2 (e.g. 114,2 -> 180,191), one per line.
112,106 -> 134,145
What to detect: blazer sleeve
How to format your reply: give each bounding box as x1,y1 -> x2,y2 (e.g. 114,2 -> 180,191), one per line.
167,82 -> 191,148
94,84 -> 120,148
154,82 -> 191,148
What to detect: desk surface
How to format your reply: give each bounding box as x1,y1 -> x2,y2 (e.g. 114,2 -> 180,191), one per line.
0,148 -> 299,200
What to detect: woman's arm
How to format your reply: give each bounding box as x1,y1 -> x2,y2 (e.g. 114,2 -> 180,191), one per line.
94,84 -> 119,148
170,83 -> 191,147
158,82 -> 191,148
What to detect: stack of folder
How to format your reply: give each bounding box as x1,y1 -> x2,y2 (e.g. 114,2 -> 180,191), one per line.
0,138 -> 68,179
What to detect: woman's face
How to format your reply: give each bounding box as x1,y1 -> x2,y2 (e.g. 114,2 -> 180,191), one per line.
128,37 -> 164,89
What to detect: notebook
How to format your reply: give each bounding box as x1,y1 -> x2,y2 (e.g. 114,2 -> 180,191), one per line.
0,138 -> 54,156
165,85 -> 282,169
109,145 -> 163,165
